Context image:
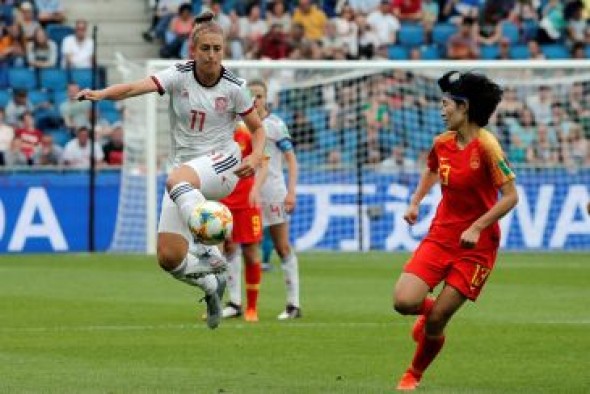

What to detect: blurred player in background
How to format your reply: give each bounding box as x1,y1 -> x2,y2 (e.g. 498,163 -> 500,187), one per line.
249,80 -> 301,320
393,71 -> 518,390
220,122 -> 268,322
77,11 -> 265,330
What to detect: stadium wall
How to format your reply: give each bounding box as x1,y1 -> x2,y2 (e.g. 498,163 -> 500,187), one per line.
0,169 -> 588,253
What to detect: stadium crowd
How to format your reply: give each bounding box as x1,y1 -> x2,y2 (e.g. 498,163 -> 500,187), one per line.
1,0 -> 589,169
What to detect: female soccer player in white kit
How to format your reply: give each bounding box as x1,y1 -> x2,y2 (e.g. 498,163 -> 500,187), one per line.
77,11 -> 265,329
248,80 -> 301,319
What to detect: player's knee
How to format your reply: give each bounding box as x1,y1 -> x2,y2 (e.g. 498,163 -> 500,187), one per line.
157,244 -> 184,271
393,297 -> 421,315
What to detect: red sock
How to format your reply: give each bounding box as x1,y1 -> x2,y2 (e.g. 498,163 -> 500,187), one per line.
245,262 -> 261,311
418,297 -> 435,315
410,334 -> 445,375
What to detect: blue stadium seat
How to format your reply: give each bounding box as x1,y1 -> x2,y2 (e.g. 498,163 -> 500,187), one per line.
98,100 -> 117,113
432,23 -> 457,46
40,68 -> 68,91
305,107 -> 328,134
521,20 -> 538,41
0,89 -> 11,107
586,45 -> 590,59
541,44 -> 570,59
70,68 -> 94,89
509,44 -> 530,59
28,90 -> 50,106
46,128 -> 72,147
387,45 -> 409,60
419,45 -> 440,60
480,44 -> 500,59
398,24 -> 424,47
100,110 -> 121,124
501,22 -> 520,43
46,24 -> 74,47
52,90 -> 69,107
8,68 -> 37,90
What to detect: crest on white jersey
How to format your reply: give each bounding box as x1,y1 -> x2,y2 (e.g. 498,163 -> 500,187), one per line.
215,97 -> 228,112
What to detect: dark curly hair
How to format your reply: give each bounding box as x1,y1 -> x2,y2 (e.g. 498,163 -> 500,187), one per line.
438,71 -> 503,127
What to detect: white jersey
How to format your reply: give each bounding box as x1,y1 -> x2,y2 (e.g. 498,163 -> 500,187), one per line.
260,114 -> 293,202
151,61 -> 254,165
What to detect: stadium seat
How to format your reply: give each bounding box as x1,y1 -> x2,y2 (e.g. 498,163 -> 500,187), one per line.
509,44 -> 530,59
0,90 -> 11,108
432,23 -> 457,46
521,20 -> 538,41
28,90 -> 50,106
305,107 -> 328,133
8,68 -> 37,90
70,68 -> 96,89
98,100 -> 117,113
541,44 -> 570,59
387,45 -> 409,60
398,24 -> 424,47
52,90 -> 69,107
34,108 -> 63,130
480,44 -> 500,60
46,127 -> 72,147
40,68 -> 68,91
501,22 -> 520,43
100,109 -> 121,124
46,24 -> 74,47
586,45 -> 590,59
419,45 -> 440,60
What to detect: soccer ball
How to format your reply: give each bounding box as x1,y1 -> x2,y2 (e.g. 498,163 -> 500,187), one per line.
188,201 -> 233,245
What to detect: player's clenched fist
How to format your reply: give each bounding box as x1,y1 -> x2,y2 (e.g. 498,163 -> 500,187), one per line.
404,203 -> 419,225
76,89 -> 103,102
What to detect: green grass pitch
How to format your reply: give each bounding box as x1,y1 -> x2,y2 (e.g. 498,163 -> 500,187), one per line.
1,252 -> 589,393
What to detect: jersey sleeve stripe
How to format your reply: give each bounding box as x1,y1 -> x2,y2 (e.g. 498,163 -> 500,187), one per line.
150,76 -> 165,96
239,106 -> 254,116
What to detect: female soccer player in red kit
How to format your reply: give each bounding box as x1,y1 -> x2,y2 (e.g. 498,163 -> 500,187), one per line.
394,71 -> 519,391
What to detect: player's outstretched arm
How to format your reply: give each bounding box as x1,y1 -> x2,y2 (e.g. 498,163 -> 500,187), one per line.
283,150 -> 298,213
459,180 -> 518,248
76,77 -> 159,102
404,167 -> 439,225
235,110 -> 265,178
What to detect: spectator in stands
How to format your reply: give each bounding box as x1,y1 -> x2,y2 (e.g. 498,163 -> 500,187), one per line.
496,37 -> 511,59
527,39 -> 546,59
102,122 -> 124,165
363,86 -> 390,132
565,82 -> 590,133
477,5 -> 503,46
292,0 -> 327,42
227,10 -> 244,59
61,19 -> 93,68
333,5 -> 358,58
5,89 -> 34,127
160,2 -> 193,59
321,20 -> 347,59
563,122 -> 588,166
527,123 -> 559,164
0,23 -> 26,67
62,125 -> 104,169
507,133 -> 527,164
35,0 -> 66,26
288,22 -> 321,59
509,0 -> 539,25
367,0 -> 400,47
290,110 -> 316,151
0,108 -> 14,164
14,111 -> 42,162
209,1 -> 231,36
538,0 -> 565,43
16,2 -> 40,43
422,0 -> 440,40
496,87 -> 524,119
325,149 -> 343,170
550,102 -> 575,138
143,0 -> 185,42
257,22 -> 290,59
393,0 -> 423,22
379,145 -> 416,171
344,0 -> 380,15
26,26 -> 57,68
60,83 -> 91,133
447,16 -> 479,59
571,41 -> 587,58
356,14 -> 380,59
3,136 -> 29,166
239,4 -> 268,58
441,0 -> 479,23
32,133 -> 62,165
266,0 -> 291,32
508,106 -> 537,152
526,85 -> 554,125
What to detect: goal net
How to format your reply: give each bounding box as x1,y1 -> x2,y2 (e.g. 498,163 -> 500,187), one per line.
110,59 -> 590,254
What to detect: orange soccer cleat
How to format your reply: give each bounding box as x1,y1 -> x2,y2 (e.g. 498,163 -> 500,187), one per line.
244,308 -> 259,322
396,369 -> 421,391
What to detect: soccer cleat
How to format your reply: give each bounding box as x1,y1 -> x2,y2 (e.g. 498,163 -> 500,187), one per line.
277,304 -> 301,320
261,262 -> 273,272
244,308 -> 259,322
396,369 -> 421,391
200,274 -> 226,329
193,243 -> 227,274
412,315 -> 426,342
222,302 -> 242,318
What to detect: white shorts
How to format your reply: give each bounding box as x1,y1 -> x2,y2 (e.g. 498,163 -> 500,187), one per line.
158,150 -> 241,241
262,202 -> 288,228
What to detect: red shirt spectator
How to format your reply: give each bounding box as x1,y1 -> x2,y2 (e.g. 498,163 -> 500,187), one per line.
392,0 -> 423,21
14,112 -> 42,160
258,24 -> 290,59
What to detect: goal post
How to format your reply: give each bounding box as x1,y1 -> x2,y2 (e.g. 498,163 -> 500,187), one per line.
110,58 -> 590,254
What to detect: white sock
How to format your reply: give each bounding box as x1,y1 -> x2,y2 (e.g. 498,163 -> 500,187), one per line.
168,182 -> 206,224
170,253 -> 217,294
226,248 -> 242,306
281,249 -> 300,307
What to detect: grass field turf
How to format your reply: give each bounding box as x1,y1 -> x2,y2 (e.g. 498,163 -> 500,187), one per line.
0,252 -> 588,393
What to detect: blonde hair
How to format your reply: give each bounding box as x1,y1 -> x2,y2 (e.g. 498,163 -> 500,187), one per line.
191,10 -> 224,45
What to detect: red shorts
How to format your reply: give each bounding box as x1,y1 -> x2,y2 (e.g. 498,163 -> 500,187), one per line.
404,239 -> 498,301
230,206 -> 262,244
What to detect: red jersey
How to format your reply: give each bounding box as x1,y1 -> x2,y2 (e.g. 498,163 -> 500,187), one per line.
15,127 -> 43,159
220,124 -> 254,210
425,129 -> 515,250
392,0 -> 422,14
